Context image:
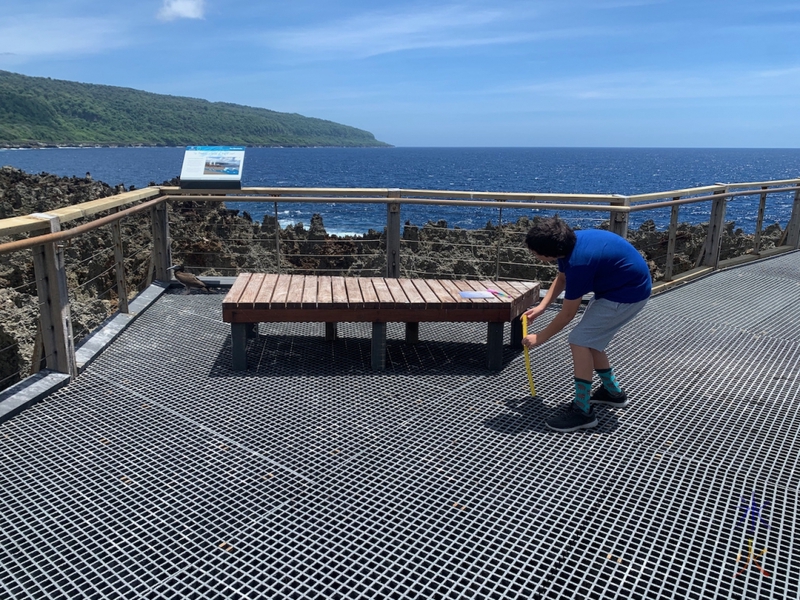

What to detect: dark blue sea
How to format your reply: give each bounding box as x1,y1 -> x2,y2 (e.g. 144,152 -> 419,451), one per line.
2,147 -> 798,235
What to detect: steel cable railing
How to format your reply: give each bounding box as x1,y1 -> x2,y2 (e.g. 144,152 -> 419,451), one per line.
0,265 -> 52,387
0,181 -> 798,395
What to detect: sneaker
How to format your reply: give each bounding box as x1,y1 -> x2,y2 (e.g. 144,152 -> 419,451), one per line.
546,403 -> 598,432
590,387 -> 629,407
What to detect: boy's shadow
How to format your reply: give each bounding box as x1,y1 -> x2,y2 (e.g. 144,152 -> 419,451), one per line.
484,395 -> 552,434
484,394 -> 620,434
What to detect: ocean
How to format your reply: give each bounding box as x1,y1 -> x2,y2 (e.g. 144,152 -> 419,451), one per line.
2,147 -> 798,235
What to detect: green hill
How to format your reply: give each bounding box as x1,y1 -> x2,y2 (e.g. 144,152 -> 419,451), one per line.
0,70 -> 390,148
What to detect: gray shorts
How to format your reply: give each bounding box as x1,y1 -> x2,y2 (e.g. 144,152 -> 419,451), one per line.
568,297 -> 649,351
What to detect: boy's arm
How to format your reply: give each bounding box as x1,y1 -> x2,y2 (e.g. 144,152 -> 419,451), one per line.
523,271 -> 565,319
527,298 -> 581,346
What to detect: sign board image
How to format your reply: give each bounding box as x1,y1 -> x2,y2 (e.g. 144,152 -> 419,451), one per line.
179,146 -> 246,189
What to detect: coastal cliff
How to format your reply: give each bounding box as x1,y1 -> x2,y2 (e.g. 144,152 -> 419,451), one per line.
0,70 -> 390,148
0,167 -> 786,390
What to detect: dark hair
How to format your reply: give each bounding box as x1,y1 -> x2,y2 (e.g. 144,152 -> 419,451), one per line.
524,216 -> 577,257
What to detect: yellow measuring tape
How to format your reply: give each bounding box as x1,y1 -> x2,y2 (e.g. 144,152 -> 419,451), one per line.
522,315 -> 536,397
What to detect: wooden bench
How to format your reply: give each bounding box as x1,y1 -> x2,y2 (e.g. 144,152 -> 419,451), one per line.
222,274 -> 540,371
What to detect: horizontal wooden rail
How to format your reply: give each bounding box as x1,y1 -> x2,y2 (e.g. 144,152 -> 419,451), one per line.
627,185 -> 800,212
0,187 -> 161,237
726,178 -> 800,189
163,181 -> 800,203
3,180 -> 795,258
0,195 -> 166,255
627,181 -> 799,204
162,186 -> 622,203
625,185 -> 726,203
163,194 -> 627,212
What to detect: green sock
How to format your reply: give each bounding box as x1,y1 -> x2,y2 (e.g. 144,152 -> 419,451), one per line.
597,367 -> 622,394
574,378 -> 593,413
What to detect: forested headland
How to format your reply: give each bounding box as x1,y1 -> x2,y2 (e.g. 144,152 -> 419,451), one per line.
0,70 -> 390,148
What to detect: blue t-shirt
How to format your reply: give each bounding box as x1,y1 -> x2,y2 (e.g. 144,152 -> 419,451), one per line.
557,230 -> 652,303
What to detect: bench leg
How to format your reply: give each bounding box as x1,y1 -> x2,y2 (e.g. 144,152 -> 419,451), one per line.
371,322 -> 386,370
486,322 -> 504,371
231,323 -> 249,371
245,323 -> 258,339
325,322 -> 338,341
510,315 -> 523,349
405,322 -> 419,344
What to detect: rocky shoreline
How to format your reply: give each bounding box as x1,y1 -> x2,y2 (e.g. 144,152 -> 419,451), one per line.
0,143 -> 153,149
0,166 -> 785,391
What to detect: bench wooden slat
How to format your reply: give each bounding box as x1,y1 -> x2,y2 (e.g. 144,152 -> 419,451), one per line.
485,280 -> 519,298
449,280 -> 473,304
271,274 -> 293,307
438,279 -> 475,308
436,279 -> 463,303
239,273 -> 266,305
317,276 -> 333,304
224,272 -> 253,305
466,280 -> 502,303
371,278 -> 396,306
410,279 -> 442,307
504,280 -> 535,295
331,277 -> 349,308
385,278 -> 410,304
286,275 -> 305,308
225,306 -> 516,324
479,280 -> 512,303
508,281 -> 539,313
345,277 -> 365,308
423,279 -> 458,304
359,278 -> 380,308
397,279 -> 425,308
254,274 -> 280,308
301,275 -> 318,307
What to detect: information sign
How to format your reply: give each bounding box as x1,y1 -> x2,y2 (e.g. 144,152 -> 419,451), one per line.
179,146 -> 245,189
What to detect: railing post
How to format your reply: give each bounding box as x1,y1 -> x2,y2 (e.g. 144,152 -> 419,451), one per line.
610,195 -> 630,238
786,185 -> 800,249
30,213 -> 77,379
699,189 -> 727,268
274,200 -> 282,274
495,205 -> 504,280
386,190 -> 401,278
664,198 -> 680,281
110,207 -> 129,314
753,186 -> 768,254
151,200 -> 172,282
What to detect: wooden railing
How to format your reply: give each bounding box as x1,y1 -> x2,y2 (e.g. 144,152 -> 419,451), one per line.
1,179 -> 798,387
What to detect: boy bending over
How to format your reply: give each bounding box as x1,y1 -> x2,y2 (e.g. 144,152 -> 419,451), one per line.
522,217 -> 651,432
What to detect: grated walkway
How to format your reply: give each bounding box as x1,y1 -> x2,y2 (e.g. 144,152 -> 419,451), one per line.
1,253 -> 799,599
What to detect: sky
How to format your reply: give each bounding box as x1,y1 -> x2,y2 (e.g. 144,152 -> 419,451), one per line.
1,0 -> 799,147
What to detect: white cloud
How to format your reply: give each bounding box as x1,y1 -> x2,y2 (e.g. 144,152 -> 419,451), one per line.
157,0 -> 205,22
756,65 -> 800,78
511,67 -> 800,101
0,17 -> 125,59
265,5 -> 546,58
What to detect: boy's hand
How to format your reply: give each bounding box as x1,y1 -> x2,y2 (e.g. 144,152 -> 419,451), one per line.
522,333 -> 540,349
523,306 -> 544,320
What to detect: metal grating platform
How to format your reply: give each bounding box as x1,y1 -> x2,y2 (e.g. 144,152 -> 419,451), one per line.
1,252 -> 799,599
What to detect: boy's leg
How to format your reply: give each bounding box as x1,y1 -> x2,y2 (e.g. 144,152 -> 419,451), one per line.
571,344 -> 594,381
590,348 -> 610,371
548,298 -> 647,432
570,344 -> 596,413
588,347 -> 628,405
545,344 -> 598,432
568,299 -> 647,408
